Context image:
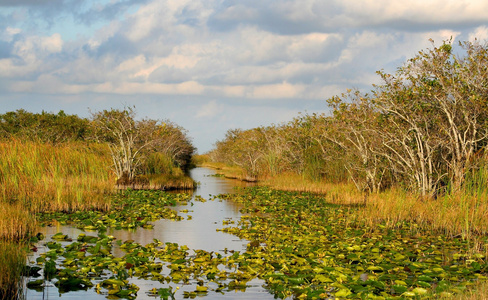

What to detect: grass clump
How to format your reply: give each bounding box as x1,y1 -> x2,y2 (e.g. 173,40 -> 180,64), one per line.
0,139 -> 114,214
0,242 -> 28,300
0,139 -> 114,299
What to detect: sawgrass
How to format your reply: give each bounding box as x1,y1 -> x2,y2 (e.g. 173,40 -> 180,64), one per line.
0,139 -> 115,299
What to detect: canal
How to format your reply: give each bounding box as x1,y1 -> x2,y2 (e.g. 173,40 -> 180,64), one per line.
26,167 -> 275,300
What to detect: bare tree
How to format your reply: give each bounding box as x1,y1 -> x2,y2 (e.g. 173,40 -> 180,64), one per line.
409,41 -> 488,190
90,107 -> 153,181
324,91 -> 387,193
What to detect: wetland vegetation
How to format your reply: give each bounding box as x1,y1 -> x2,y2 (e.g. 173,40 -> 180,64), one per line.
202,41 -> 488,297
0,108 -> 195,299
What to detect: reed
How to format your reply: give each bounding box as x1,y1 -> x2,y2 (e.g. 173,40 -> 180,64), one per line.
357,190 -> 488,238
119,172 -> 196,190
0,139 -> 115,299
0,139 -> 114,215
454,282 -> 488,300
0,204 -> 37,241
0,242 -> 27,300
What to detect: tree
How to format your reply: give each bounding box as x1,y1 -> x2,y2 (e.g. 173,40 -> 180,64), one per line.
325,91 -> 387,193
0,109 -> 89,143
374,40 -> 488,196
409,40 -> 488,190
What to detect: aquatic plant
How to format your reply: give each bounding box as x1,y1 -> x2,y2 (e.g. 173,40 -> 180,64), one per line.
28,188 -> 488,299
38,190 -> 192,231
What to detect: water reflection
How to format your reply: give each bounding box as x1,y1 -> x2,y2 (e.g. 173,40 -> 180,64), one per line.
27,168 -> 275,300
110,167 -> 255,255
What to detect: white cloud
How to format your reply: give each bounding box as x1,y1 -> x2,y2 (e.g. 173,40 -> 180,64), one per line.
3,0 -> 488,151
340,0 -> 488,26
2,27 -> 22,41
469,26 -> 488,42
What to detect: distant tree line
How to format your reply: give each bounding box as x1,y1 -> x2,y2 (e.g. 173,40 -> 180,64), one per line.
0,109 -> 89,143
209,41 -> 488,198
0,107 -> 195,182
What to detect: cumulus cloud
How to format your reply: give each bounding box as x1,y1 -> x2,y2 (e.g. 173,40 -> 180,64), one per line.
2,0 -> 488,151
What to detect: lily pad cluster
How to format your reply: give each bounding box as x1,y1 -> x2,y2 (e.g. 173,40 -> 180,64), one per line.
217,187 -> 488,299
27,188 -> 488,299
38,190 -> 192,231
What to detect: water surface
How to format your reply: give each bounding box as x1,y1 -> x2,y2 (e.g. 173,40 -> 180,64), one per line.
26,168 -> 274,300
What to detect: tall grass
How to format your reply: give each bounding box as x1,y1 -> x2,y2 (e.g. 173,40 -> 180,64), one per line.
357,161 -> 488,240
0,139 -> 115,299
0,242 -> 27,300
141,152 -> 176,175
0,139 -> 114,215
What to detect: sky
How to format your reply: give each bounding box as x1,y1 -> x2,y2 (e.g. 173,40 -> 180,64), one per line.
1,0 -> 488,153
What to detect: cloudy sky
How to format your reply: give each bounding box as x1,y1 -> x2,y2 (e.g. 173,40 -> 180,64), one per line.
1,0 -> 488,152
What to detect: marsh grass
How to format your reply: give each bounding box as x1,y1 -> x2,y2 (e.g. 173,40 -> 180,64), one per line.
0,204 -> 37,241
0,139 -> 114,214
451,280 -> 488,300
0,242 -> 27,300
0,139 -> 115,299
127,172 -> 196,190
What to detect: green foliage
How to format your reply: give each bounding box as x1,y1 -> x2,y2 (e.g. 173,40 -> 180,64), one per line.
0,109 -> 89,143
141,152 -> 175,175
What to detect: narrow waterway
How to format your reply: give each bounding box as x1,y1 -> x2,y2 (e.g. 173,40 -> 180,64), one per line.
26,168 -> 275,300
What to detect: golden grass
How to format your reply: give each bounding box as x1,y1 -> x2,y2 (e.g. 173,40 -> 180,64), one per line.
0,242 -> 27,300
0,139 -> 114,215
453,281 -> 488,300
0,204 -> 37,241
263,172 -> 360,200
0,139 -> 115,299
123,172 -> 196,190
359,190 -> 488,239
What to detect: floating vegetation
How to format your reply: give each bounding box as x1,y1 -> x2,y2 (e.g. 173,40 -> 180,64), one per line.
27,188 -> 488,299
38,190 -> 192,231
218,187 -> 488,299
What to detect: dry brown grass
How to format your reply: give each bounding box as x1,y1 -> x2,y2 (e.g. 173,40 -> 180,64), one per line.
449,280 -> 488,300
359,189 -> 488,239
0,204 -> 37,241
120,172 -> 196,190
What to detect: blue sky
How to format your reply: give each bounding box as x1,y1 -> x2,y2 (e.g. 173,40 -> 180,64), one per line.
1,0 -> 488,152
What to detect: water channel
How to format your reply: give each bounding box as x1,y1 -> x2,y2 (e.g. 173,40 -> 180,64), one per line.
26,167 -> 276,300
